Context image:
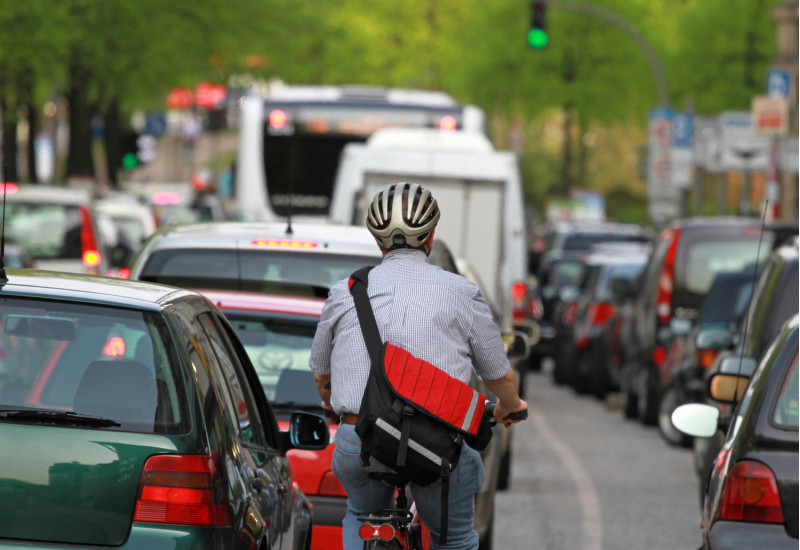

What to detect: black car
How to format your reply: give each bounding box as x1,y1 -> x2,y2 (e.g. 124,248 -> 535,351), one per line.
672,314 -> 798,549
0,269 -> 329,550
692,236 -> 799,498
524,220 -> 652,371
621,217 -> 787,426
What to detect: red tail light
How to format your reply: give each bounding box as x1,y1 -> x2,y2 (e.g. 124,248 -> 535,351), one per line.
588,302 -> 616,327
511,281 -> 527,321
358,523 -> 396,541
79,205 -> 102,269
653,345 -> 667,366
134,454 -> 231,527
527,295 -> 544,319
563,302 -> 578,325
656,228 -> 680,324
719,460 -> 785,524
117,267 -> 131,279
318,471 -> 346,496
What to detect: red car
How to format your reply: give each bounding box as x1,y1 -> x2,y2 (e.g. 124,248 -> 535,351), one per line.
197,289 -> 346,550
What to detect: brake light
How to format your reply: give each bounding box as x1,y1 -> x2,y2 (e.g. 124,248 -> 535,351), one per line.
117,267 -> 131,279
0,182 -> 18,194
152,191 -> 182,205
511,281 -> 527,321
269,109 -> 287,129
359,523 -> 396,541
102,337 -> 126,357
318,471 -> 346,496
527,295 -> 544,319
588,302 -> 616,327
251,238 -> 318,248
698,348 -> 718,369
79,205 -> 102,270
653,345 -> 666,366
439,115 -> 457,132
656,228 -> 680,324
719,460 -> 784,524
134,454 -> 231,527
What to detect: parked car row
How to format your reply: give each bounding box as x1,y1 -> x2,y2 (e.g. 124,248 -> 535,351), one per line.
524,216 -> 798,550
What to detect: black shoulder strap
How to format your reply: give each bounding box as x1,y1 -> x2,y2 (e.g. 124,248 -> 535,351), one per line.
348,266 -> 382,365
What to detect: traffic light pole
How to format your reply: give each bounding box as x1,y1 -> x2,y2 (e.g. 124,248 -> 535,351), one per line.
549,1 -> 670,107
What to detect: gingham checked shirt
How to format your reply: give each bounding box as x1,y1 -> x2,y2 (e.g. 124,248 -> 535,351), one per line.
309,248 -> 510,415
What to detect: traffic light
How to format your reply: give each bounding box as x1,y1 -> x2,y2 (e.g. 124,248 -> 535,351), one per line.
528,0 -> 549,50
119,130 -> 140,171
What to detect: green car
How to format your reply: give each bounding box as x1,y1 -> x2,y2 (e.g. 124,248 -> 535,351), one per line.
0,269 -> 328,549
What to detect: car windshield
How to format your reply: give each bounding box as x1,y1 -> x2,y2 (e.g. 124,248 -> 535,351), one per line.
225,311 -> 319,408
141,248 -> 379,289
773,353 -> 798,429
0,297 -> 189,434
5,203 -> 83,260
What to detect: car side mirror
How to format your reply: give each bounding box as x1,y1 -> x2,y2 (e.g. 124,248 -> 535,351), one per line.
695,325 -> 733,350
670,317 -> 692,337
511,319 -> 540,347
708,372 -> 750,404
503,330 -> 531,360
284,411 -> 330,451
717,355 -> 758,377
671,403 -> 720,438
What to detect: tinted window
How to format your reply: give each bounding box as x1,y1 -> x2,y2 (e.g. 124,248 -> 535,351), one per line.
773,354 -> 798,429
6,203 -> 82,260
225,311 -> 319,407
141,249 -> 379,290
544,260 -> 584,288
681,238 -> 763,295
0,298 -> 189,434
197,313 -> 263,446
698,273 -> 754,325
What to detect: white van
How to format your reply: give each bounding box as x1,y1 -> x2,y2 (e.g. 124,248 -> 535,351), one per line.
329,128 -> 528,325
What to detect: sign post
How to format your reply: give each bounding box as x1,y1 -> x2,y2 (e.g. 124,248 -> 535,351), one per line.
647,106 -> 678,225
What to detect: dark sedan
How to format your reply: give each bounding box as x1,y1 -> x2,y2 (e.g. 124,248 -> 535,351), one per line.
0,269 -> 328,549
672,315 -> 798,549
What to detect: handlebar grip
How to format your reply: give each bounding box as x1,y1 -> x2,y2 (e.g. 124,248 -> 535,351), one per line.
503,409 -> 528,421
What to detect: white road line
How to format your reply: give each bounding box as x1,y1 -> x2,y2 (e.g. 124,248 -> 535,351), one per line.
530,406 -> 604,550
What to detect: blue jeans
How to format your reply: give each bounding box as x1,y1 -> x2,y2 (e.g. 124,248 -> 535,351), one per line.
332,423 -> 485,550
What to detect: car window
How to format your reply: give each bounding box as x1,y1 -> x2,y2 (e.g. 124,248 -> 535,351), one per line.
562,233 -> 646,251
544,260 -> 583,288
196,313 -> 265,446
225,311 -> 319,407
0,298 -> 189,434
6,203 -> 83,260
141,249 -> 378,289
773,354 -> 798,429
681,238 -> 762,295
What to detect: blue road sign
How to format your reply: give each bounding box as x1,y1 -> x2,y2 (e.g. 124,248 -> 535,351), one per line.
144,112 -> 168,138
767,68 -> 790,98
673,112 -> 694,148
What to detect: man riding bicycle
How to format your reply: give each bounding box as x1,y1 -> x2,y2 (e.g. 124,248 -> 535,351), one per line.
310,182 -> 528,549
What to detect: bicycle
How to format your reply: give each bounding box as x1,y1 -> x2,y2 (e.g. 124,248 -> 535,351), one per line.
356,402 -> 528,549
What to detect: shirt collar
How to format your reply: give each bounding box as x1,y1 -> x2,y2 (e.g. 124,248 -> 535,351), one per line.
383,248 -> 430,264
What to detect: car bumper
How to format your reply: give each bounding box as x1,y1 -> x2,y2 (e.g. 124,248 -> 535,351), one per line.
309,495 -> 347,527
708,520 -> 797,549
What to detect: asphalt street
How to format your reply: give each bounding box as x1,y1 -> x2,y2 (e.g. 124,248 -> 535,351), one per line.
493,362 -> 703,550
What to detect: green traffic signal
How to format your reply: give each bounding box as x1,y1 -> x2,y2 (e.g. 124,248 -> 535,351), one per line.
122,152 -> 139,170
527,28 -> 549,49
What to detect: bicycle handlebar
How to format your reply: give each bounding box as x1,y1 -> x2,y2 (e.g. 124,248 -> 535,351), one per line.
484,401 -> 528,426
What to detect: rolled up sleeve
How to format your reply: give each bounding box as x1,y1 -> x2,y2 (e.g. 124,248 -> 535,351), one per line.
468,289 -> 511,381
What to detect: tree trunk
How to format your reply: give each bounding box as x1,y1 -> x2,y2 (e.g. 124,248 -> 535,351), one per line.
561,105 -> 573,196
66,49 -> 95,180
19,67 -> 37,183
0,66 -> 18,183
103,97 -> 121,189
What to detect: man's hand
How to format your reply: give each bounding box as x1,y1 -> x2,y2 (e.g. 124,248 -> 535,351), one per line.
494,398 -> 528,428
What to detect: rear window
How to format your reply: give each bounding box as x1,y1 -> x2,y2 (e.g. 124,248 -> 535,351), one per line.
6,203 -> 83,260
225,311 -> 319,407
141,249 -> 379,290
544,260 -> 584,288
0,297 -> 189,434
681,237 -> 763,295
562,233 -> 646,251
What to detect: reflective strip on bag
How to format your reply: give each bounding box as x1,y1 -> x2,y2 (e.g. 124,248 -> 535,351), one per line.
375,418 -> 443,467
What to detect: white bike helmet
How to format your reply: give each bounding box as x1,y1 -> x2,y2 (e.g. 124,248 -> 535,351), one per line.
366,182 -> 441,250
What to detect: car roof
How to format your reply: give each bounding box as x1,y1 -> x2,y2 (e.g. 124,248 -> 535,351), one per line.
196,288 -> 325,317
148,221 -> 380,257
0,268 -> 191,310
5,183 -> 92,205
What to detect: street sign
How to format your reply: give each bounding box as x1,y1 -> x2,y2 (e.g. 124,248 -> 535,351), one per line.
647,106 -> 679,224
671,111 -> 694,188
767,68 -> 791,98
693,116 -> 722,172
752,95 -> 789,136
718,111 -> 770,171
672,112 -> 694,147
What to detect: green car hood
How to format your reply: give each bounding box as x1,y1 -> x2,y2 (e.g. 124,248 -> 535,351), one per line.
0,423 -> 185,546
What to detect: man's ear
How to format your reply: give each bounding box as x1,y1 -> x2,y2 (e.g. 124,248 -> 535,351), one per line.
424,229 -> 436,254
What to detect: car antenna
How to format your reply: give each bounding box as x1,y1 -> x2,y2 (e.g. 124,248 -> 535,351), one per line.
732,201 -> 769,402
285,148 -> 295,235
0,162 -> 8,284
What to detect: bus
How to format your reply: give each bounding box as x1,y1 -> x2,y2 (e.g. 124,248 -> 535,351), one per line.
234,82 -> 485,222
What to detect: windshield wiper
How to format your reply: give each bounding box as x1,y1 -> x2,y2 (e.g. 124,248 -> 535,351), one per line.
0,408 -> 121,427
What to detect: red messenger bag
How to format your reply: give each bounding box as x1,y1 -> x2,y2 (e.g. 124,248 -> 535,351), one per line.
348,266 -> 493,544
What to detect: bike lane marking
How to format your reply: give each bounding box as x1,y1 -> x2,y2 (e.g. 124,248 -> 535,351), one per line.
529,406 -> 603,550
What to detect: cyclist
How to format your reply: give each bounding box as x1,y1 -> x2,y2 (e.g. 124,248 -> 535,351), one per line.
310,182 -> 527,549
